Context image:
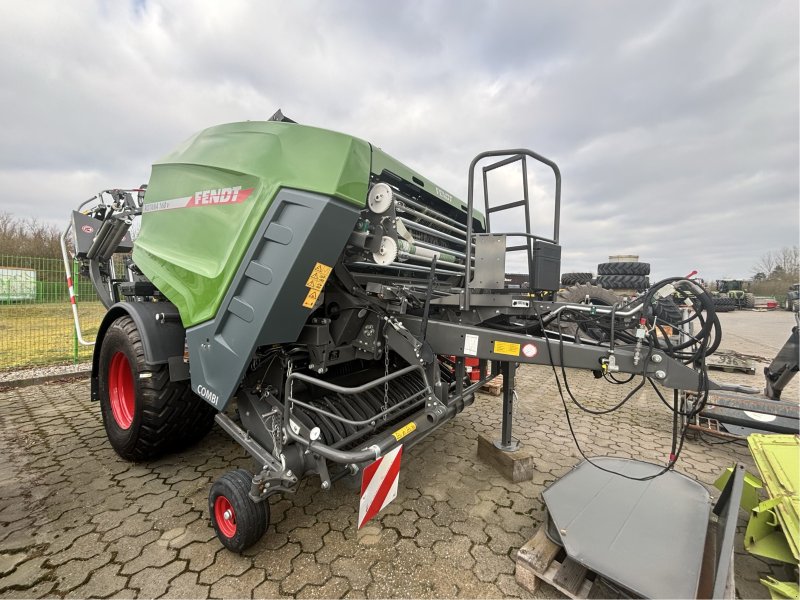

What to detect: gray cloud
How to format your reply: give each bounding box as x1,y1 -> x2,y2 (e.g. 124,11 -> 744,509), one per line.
0,0 -> 796,281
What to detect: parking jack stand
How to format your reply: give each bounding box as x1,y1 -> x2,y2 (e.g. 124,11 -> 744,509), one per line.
477,361 -> 536,482
495,361 -> 520,452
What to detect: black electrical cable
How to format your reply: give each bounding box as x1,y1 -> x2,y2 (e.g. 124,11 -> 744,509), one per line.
554,311 -> 649,415
532,298 -> 709,482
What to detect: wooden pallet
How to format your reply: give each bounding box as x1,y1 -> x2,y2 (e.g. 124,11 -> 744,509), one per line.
706,353 -> 756,375
707,362 -> 757,375
480,375 -> 503,396
515,523 -> 735,600
515,524 -> 627,599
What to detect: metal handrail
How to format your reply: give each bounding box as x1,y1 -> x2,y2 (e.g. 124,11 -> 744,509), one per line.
464,149 -> 562,310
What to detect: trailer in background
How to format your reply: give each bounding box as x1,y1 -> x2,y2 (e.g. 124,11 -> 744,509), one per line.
0,266 -> 36,302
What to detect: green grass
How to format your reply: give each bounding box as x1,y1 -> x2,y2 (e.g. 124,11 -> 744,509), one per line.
0,301 -> 107,370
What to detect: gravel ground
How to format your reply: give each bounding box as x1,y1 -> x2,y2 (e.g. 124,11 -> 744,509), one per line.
0,363 -> 91,384
0,309 -> 796,599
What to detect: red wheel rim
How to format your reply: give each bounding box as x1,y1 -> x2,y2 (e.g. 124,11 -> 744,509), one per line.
214,496 -> 237,538
109,352 -> 135,429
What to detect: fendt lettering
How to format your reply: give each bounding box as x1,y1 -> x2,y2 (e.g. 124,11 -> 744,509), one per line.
191,186 -> 246,206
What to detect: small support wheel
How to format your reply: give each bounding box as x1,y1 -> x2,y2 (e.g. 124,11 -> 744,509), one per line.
209,469 -> 269,553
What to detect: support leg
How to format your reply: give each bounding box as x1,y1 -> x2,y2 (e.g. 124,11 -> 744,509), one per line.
764,326 -> 799,400
495,361 -> 520,452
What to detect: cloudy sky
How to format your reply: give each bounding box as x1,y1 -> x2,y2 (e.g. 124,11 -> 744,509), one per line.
0,1 -> 796,280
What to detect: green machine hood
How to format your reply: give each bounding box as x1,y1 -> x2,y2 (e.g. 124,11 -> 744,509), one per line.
133,120 -> 476,327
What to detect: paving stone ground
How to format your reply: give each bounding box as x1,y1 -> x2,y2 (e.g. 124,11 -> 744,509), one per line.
0,310 -> 796,598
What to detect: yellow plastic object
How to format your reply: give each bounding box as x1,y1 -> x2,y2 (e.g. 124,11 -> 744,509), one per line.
760,576 -> 799,600
746,434 -> 799,564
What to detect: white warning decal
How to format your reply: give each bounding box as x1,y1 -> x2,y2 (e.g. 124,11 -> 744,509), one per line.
464,334 -> 479,356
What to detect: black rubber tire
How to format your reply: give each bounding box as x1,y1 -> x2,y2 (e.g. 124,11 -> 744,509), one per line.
597,262 -> 650,276
743,293 -> 755,309
712,296 -> 736,312
560,272 -> 593,286
209,469 -> 269,553
652,297 -> 685,327
98,315 -> 216,462
596,274 -> 650,291
557,284 -> 620,342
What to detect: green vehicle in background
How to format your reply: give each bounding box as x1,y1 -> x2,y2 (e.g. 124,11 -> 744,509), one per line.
716,279 -> 756,309
786,283 -> 799,311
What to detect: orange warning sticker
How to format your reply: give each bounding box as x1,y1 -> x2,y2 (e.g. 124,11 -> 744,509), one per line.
493,341 -> 521,356
302,262 -> 332,308
302,288 -> 321,308
305,262 -> 333,290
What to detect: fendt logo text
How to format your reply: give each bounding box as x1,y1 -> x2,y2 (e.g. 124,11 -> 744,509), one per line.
143,186 -> 255,213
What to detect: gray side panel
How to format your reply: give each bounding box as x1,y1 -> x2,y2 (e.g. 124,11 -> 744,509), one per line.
186,189 -> 361,410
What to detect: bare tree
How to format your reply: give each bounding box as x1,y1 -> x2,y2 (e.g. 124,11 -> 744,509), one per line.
752,246 -> 799,281
0,212 -> 62,259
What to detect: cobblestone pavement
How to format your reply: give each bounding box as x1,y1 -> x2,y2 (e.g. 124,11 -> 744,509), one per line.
0,311 -> 795,598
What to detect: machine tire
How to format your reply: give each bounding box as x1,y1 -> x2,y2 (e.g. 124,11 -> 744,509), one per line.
712,296 -> 736,312
209,469 -> 269,553
597,274 -> 650,291
560,272 -> 593,286
597,262 -> 650,276
557,284 -> 620,342
786,298 -> 795,311
653,297 -> 684,327
744,293 -> 755,309
98,315 -> 216,461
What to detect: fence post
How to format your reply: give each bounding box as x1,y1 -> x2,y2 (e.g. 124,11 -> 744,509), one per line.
72,258 -> 79,364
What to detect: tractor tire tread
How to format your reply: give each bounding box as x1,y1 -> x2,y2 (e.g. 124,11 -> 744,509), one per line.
100,316 -> 216,462
596,274 -> 650,291
597,262 -> 650,276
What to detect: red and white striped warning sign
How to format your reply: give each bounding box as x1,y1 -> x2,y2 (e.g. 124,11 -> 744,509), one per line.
358,445 -> 403,528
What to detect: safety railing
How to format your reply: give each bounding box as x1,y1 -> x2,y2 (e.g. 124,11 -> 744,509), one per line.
464,149 -> 562,310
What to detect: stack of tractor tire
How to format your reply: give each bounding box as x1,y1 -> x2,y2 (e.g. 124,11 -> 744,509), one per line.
560,272 -> 593,286
712,296 -> 737,312
596,262 -> 650,292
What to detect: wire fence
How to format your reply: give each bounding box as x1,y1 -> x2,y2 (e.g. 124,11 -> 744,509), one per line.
0,255 -> 108,371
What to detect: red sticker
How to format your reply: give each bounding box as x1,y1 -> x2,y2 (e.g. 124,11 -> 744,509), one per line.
81,224 -> 94,234
522,343 -> 537,358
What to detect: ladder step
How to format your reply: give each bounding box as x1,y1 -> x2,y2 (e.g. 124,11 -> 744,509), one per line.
487,199 -> 527,213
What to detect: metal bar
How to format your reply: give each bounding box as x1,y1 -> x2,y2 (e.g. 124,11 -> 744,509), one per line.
288,364 -> 422,396
215,413 -> 282,471
397,203 -> 466,236
398,218 -> 470,247
482,154 -> 525,173
521,157 -> 534,287
711,464 -> 745,599
288,389 -> 427,428
455,357 -> 465,398
59,225 -> 95,346
486,199 -> 528,213
384,186 -> 468,231
413,239 -> 467,260
497,362 -> 519,451
348,261 -> 464,277
397,252 -> 465,271
285,391 -> 473,464
421,255 -> 438,338
399,315 -> 714,392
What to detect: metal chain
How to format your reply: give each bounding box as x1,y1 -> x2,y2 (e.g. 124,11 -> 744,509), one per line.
382,337 -> 390,420
269,410 -> 282,456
